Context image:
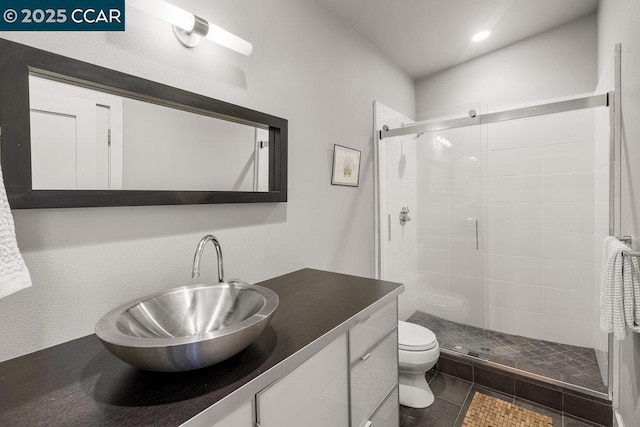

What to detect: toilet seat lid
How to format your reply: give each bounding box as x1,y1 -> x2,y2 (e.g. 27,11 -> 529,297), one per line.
398,321 -> 437,351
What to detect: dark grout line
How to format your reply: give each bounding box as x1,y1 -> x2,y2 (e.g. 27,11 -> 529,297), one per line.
452,383 -> 474,426
399,405 -> 412,427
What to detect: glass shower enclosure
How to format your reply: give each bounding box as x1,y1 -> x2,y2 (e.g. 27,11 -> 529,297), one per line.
375,91 -> 614,398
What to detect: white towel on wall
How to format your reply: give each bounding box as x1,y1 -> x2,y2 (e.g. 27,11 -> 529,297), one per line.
599,236 -> 640,339
0,167 -> 31,299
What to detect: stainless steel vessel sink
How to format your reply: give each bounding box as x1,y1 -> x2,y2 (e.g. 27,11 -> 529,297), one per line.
95,280 -> 279,372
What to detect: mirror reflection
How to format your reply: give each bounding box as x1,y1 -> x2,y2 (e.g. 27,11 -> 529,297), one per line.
29,75 -> 270,192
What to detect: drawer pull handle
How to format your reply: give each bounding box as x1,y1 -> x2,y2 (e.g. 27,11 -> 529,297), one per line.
361,352 -> 372,361
363,421 -> 373,427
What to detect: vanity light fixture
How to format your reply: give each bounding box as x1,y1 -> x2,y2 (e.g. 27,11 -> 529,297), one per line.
128,0 -> 253,55
471,30 -> 491,42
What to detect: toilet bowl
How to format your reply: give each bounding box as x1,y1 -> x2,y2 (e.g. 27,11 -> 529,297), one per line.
398,320 -> 440,408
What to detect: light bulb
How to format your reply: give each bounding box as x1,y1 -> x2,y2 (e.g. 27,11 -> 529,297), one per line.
128,0 -> 253,55
205,23 -> 253,56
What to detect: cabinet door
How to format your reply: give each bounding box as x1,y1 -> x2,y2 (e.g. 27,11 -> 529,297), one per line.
29,75 -> 124,190
211,399 -> 254,427
257,334 -> 349,427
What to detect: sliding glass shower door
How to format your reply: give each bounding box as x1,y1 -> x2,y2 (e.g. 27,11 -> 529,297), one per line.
375,101 -> 486,352
376,94 -> 613,395
414,124 -> 486,334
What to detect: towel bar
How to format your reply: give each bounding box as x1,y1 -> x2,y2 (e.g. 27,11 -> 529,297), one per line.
615,236 -> 640,257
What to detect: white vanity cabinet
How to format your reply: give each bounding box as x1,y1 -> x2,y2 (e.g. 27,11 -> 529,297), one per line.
254,300 -> 399,427
188,298 -> 400,427
349,301 -> 399,427
256,333 -> 349,427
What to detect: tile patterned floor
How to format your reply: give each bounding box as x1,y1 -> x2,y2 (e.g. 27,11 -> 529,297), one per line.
400,372 -> 605,427
407,311 -> 606,393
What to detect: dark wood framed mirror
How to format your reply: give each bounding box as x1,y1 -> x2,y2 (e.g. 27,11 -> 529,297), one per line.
0,39 -> 287,208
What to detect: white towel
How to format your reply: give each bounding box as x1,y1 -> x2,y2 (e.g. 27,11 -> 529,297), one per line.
0,167 -> 31,299
599,236 -> 640,339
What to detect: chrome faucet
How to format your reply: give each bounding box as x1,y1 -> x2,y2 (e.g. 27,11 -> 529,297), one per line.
192,235 -> 225,283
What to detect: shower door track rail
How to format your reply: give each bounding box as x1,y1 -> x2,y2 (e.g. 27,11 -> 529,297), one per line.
379,92 -> 610,139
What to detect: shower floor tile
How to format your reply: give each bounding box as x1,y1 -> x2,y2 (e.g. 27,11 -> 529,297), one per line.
407,311 -> 607,394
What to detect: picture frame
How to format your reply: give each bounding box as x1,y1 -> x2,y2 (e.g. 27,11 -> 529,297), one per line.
331,144 -> 361,187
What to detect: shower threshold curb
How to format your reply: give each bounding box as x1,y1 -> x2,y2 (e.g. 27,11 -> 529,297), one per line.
440,347 -> 610,401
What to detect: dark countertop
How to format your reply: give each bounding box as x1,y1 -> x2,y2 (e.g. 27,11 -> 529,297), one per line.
0,268 -> 403,426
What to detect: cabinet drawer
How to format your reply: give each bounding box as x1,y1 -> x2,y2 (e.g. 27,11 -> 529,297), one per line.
370,388 -> 399,427
350,330 -> 398,427
350,300 -> 397,363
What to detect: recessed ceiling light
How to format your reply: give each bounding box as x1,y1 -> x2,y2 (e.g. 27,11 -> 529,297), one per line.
471,30 -> 491,42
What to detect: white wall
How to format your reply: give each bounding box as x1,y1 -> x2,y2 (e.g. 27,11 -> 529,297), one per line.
0,0 -> 414,362
415,14 -> 597,117
598,1 -> 640,424
122,98 -> 257,191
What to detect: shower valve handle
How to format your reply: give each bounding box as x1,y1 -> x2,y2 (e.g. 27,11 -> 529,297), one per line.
400,206 -> 411,226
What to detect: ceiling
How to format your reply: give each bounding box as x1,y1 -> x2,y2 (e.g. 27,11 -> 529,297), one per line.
316,0 -> 599,79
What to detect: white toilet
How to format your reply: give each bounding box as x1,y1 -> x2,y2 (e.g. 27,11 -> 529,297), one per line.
398,320 -> 440,408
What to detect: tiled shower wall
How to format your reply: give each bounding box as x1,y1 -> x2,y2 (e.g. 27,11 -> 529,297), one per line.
415,107 -> 601,348
483,110 -> 597,348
